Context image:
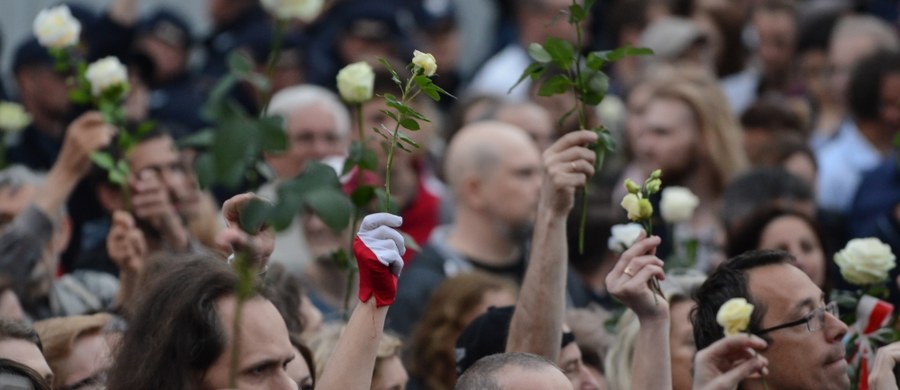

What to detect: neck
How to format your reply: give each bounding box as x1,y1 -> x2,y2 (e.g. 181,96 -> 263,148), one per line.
446,208 -> 520,268
857,120 -> 894,156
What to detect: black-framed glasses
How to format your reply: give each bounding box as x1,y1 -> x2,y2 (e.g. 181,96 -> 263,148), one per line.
757,301 -> 839,335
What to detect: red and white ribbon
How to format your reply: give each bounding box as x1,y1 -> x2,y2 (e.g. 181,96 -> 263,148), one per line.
848,295 -> 894,390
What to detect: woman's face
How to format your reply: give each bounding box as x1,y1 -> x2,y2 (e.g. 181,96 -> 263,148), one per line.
372,356 -> 408,390
669,300 -> 696,390
758,215 -> 826,288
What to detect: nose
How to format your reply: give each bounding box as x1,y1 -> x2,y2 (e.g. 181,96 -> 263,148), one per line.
823,310 -> 848,343
578,365 -> 600,390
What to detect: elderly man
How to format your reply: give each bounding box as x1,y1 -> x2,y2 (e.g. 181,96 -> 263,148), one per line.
456,352 -> 573,390
261,85 -> 351,277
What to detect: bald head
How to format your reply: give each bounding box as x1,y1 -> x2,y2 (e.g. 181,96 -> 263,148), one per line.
444,121 -> 539,193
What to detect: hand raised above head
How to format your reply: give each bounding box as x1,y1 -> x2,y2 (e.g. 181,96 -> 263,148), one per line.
606,234 -> 668,320
539,130 -> 597,215
57,111 -> 116,178
354,212 -> 405,307
215,192 -> 275,270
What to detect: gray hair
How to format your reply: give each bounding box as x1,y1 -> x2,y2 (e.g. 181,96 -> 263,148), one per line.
0,165 -> 45,193
267,85 -> 351,137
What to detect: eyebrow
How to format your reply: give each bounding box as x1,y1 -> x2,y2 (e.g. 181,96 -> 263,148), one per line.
789,292 -> 826,318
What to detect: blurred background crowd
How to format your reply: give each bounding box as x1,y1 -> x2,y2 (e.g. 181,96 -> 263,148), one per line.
0,0 -> 899,389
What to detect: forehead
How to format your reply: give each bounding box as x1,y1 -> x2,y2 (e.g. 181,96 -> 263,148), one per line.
643,97 -> 694,128
288,103 -> 338,132
218,297 -> 293,361
129,136 -> 178,170
746,263 -> 822,324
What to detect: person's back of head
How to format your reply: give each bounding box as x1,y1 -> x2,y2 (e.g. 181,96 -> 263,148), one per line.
721,167 -> 814,234
847,50 -> 900,127
455,352 -> 572,390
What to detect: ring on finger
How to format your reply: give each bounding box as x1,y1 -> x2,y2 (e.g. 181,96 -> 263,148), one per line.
570,161 -> 577,171
624,266 -> 635,277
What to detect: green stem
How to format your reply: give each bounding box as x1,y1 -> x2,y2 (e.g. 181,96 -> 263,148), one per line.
343,104 -> 365,319
355,104 -> 366,188
571,1 -> 592,255
384,125 -> 399,213
383,76 -> 415,213
342,266 -> 357,322
227,247 -> 256,388
259,20 -> 286,117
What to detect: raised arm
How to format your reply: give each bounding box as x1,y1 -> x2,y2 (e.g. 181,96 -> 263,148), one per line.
506,130 -> 597,361
317,213 -> 405,389
606,235 -> 672,390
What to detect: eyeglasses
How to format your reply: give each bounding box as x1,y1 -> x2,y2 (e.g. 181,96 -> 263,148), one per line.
757,301 -> 839,335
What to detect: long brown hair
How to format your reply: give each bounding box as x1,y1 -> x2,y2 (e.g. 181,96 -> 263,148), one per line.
407,273 -> 517,390
106,254 -> 259,390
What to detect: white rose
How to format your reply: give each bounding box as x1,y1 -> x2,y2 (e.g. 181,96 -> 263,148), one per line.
412,50 -> 437,77
0,102 -> 32,133
336,62 -> 375,103
716,297 -> 754,337
86,57 -> 129,97
260,0 -> 324,22
607,223 -> 644,252
33,5 -> 82,49
660,186 -> 699,224
835,237 -> 896,286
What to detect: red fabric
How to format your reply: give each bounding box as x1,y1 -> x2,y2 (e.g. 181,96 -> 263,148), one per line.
343,165 -> 441,267
398,178 -> 440,264
353,236 -> 398,307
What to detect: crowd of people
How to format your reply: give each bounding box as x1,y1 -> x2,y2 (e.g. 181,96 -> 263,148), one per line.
2,0 -> 900,389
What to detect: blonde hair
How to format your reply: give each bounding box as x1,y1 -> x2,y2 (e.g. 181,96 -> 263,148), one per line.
33,313 -> 112,388
648,71 -> 748,193
308,323 -> 403,380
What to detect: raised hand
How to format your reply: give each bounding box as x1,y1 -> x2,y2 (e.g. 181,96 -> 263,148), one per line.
539,130 -> 597,215
353,213 -> 405,307
606,235 -> 668,319
215,192 -> 275,269
693,335 -> 769,390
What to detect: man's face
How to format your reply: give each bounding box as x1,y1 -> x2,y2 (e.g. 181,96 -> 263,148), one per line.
496,105 -> 555,151
203,296 -> 296,390
55,332 -> 112,389
558,342 -> 600,390
128,136 -> 200,217
636,98 -> 702,180
17,66 -> 71,122
479,143 -> 542,234
0,339 -> 53,384
268,104 -> 345,180
747,264 -> 849,390
753,9 -> 796,78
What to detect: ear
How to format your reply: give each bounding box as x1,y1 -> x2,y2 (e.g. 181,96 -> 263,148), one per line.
96,184 -> 124,212
461,174 -> 488,210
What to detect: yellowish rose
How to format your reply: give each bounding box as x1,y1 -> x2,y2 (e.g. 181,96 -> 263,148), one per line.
0,102 -> 32,133
336,62 -> 375,103
717,297 -> 754,336
412,50 -> 437,77
835,237 -> 896,286
624,178 -> 640,194
33,5 -> 81,49
621,193 -> 641,221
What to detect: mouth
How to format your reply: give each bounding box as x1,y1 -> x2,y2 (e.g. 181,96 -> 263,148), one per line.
824,351 -> 847,368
